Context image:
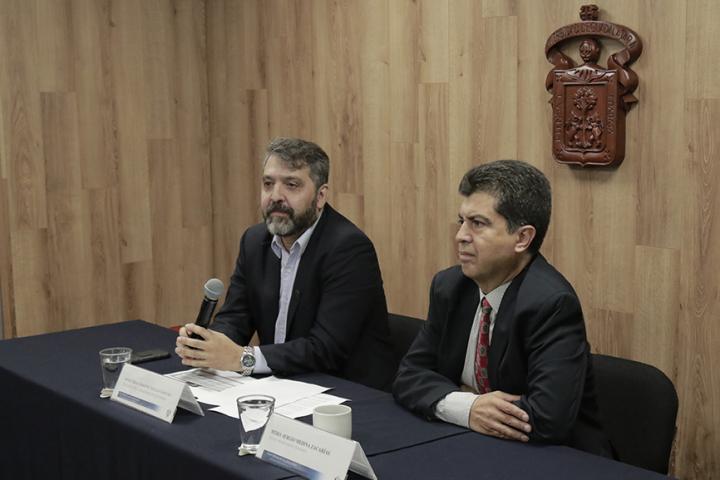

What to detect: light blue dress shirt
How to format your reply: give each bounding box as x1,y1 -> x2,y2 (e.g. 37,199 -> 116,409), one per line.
251,210 -> 323,374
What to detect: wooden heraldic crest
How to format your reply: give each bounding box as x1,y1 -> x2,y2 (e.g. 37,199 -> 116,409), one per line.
545,5 -> 643,167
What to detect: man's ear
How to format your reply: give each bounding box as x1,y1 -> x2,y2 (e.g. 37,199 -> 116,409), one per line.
514,225 -> 536,253
315,184 -> 329,210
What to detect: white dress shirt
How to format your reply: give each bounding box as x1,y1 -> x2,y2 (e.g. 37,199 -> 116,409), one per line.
434,281 -> 511,427
251,210 -> 323,374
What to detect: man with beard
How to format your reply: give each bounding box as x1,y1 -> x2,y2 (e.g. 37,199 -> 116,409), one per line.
175,137 -> 394,390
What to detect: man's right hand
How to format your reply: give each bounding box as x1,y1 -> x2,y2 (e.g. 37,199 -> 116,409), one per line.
468,391 -> 532,442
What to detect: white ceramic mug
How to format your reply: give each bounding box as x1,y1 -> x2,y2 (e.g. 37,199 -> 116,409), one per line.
312,404 -> 352,439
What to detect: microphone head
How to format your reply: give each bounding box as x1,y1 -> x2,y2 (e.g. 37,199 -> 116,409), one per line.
203,278 -> 225,301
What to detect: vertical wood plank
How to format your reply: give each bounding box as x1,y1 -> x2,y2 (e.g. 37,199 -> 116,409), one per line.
71,0 -> 120,189
448,0 -> 478,192
389,0 -> 419,143
632,246 -> 679,377
481,0 -> 517,17
35,0 -> 75,93
41,92 -> 92,330
415,83 -> 452,318
0,178 -> 16,337
634,0 -> 686,249
586,308 -> 634,359
85,187 -> 123,326
0,0 -> 48,230
312,0 -> 363,194
110,0 -> 152,263
148,139 -> 184,327
142,0 -> 176,139
359,0 -> 391,290
470,15 -> 518,165
265,0 -> 315,138
676,98 -> 720,480
122,260 -> 156,323
686,0 -> 720,99
174,0 -> 211,229
388,142 -> 419,316
418,0 -> 449,83
10,229 -> 51,336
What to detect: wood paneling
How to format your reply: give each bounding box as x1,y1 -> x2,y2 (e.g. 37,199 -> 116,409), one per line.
0,0 -> 213,333
1,0 -> 719,477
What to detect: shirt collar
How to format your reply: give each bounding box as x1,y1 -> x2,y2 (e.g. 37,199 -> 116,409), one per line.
271,208 -> 323,258
479,280 -> 511,313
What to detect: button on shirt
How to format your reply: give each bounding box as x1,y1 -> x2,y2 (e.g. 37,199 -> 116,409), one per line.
251,210 -> 323,374
434,281 -> 511,427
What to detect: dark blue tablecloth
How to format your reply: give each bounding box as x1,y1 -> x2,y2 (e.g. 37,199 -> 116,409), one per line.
0,320 -> 668,480
0,320 -> 461,479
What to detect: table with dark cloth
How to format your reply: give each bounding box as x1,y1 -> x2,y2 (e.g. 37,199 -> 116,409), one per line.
0,320 -> 668,479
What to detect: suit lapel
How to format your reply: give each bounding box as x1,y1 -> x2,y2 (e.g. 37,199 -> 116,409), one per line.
445,279 -> 479,382
262,236 -> 281,341
283,205 -> 332,335
488,256 -> 535,388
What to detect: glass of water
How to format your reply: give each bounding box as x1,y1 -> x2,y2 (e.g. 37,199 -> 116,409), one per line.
237,394 -> 275,454
99,347 -> 133,391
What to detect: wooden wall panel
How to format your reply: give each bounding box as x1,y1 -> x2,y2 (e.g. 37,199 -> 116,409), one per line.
358,0 -> 391,278
1,0 -> 212,332
2,0 -> 720,477
1,0 -> 47,231
71,0 -> 119,190
677,98 -> 720,478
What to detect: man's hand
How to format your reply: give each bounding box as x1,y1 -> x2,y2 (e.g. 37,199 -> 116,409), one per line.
175,323 -> 243,371
468,391 -> 532,442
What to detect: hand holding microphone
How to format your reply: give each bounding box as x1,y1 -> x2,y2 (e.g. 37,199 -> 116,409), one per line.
190,278 -> 225,340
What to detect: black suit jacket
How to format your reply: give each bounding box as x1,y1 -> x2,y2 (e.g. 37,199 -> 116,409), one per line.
211,204 -> 394,390
393,254 -> 612,457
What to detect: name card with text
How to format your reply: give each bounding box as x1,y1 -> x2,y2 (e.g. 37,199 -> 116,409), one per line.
111,364 -> 204,423
256,413 -> 377,480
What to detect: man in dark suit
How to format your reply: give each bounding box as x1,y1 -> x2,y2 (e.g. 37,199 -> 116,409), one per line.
393,160 -> 612,456
175,137 -> 394,390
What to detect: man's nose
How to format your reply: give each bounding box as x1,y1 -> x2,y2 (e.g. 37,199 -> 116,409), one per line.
455,222 -> 470,243
269,183 -> 285,202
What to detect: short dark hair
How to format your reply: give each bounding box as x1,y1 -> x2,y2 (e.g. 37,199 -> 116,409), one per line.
459,160 -> 552,253
264,137 -> 330,189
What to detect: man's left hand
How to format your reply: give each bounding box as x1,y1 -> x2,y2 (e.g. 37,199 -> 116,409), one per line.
175,323 -> 243,371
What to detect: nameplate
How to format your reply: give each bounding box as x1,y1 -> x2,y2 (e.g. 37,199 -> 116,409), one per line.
256,413 -> 377,480
111,364 -> 204,423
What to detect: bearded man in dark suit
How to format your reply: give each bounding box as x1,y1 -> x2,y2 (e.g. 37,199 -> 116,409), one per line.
393,160 -> 612,456
176,137 -> 394,390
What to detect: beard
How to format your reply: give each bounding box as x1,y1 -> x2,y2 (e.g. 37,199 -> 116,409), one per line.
263,198 -> 319,237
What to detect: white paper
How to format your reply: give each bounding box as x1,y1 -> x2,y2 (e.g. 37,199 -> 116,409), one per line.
165,368 -> 257,405
275,393 -> 348,419
206,376 -> 330,418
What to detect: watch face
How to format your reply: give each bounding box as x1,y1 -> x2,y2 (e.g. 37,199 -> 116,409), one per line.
242,354 -> 256,368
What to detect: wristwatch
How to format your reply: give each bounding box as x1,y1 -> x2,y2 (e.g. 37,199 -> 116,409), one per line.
239,346 -> 256,376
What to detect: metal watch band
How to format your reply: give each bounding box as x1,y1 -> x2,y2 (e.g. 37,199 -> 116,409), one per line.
239,346 -> 255,376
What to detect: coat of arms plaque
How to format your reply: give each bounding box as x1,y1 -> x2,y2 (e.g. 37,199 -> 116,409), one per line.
545,5 -> 643,167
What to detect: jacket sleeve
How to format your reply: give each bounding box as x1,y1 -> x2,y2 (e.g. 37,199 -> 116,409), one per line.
392,274 -> 461,419
209,233 -> 255,346
516,292 -> 589,443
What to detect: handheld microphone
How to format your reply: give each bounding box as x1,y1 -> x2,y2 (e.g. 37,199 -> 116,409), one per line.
190,278 -> 225,340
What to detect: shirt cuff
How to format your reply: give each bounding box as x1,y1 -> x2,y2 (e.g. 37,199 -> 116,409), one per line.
252,346 -> 271,374
434,391 -> 478,428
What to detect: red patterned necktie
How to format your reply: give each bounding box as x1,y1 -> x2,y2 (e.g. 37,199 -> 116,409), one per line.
474,297 -> 492,394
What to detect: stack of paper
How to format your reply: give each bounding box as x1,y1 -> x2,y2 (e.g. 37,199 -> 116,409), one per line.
166,369 -> 348,419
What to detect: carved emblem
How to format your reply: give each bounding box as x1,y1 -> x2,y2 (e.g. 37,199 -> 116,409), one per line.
545,5 -> 643,167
